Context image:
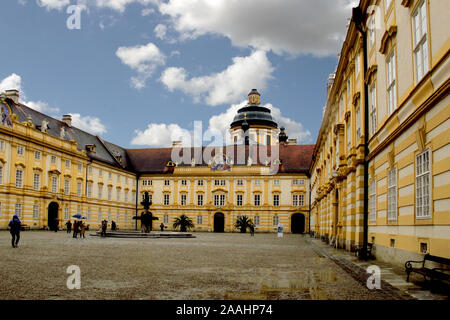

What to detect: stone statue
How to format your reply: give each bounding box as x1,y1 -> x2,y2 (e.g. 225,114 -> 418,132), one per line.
133,191 -> 158,233
41,120 -> 49,133
60,127 -> 65,139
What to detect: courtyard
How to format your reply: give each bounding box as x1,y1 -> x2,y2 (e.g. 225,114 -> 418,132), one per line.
0,230 -> 400,300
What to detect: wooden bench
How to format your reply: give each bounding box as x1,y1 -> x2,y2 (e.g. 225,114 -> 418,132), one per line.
355,243 -> 374,259
405,254 -> 450,284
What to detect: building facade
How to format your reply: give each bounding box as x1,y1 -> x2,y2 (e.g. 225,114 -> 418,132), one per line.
310,0 -> 450,264
0,89 -> 313,233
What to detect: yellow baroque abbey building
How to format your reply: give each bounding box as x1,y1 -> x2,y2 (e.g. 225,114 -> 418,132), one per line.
310,0 -> 449,263
0,89 -> 312,234
0,0 -> 448,265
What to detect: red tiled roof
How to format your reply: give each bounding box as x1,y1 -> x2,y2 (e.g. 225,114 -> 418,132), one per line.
126,144 -> 314,174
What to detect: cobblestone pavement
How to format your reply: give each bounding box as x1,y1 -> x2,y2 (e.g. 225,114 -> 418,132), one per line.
0,231 -> 419,300
308,238 -> 449,300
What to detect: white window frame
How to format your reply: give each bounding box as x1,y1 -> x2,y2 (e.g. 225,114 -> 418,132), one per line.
198,180 -> 204,186
77,182 -> 82,197
236,194 -> 243,206
180,194 -> 187,206
273,194 -> 280,206
16,169 -> 23,188
369,179 -> 377,222
416,149 -> 431,219
273,216 -> 279,226
34,151 -> 41,160
164,194 -> 170,205
64,179 -> 70,195
254,216 -> 260,226
164,214 -> 169,224
369,82 -> 377,136
33,204 -> 39,219
254,194 -> 261,206
412,0 -> 429,82
387,167 -> 397,221
15,203 -> 22,217
387,50 -> 397,114
197,194 -> 203,206
237,179 -> 243,186
197,215 -> 203,225
17,145 -> 25,156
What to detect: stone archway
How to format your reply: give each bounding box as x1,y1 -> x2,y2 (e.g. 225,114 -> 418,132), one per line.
291,213 -> 305,234
48,202 -> 59,231
214,212 -> 225,233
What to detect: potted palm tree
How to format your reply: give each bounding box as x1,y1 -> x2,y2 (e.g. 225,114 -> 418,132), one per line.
173,214 -> 194,232
235,215 -> 253,233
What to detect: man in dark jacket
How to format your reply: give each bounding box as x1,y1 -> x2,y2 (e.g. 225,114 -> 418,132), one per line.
101,220 -> 107,237
66,220 -> 72,233
8,215 -> 21,248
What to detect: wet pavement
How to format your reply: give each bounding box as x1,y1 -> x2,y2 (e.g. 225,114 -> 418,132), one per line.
0,231 -> 442,300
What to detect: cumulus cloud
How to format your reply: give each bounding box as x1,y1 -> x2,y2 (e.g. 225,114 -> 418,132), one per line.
159,0 -> 357,56
131,123 -> 190,147
154,23 -> 167,39
36,0 -> 70,11
69,113 -> 107,135
95,0 -> 160,13
160,50 -> 274,106
0,74 -> 107,134
116,42 -> 166,89
131,99 -> 310,147
141,8 -> 155,16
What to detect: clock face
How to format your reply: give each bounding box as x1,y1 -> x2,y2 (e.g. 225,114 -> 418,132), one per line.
0,101 -> 13,128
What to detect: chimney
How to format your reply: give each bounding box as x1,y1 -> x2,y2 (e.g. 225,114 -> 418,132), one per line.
287,138 -> 297,145
5,89 -> 19,104
62,114 -> 72,127
172,141 -> 182,147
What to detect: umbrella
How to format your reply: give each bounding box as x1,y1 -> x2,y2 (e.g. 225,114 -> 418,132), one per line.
72,214 -> 87,219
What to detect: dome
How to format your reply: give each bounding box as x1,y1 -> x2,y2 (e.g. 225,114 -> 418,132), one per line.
230,89 -> 278,129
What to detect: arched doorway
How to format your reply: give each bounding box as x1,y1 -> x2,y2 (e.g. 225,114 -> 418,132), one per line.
291,213 -> 305,234
214,212 -> 225,232
48,202 -> 59,231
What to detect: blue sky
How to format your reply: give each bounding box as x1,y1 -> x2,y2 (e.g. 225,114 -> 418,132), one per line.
0,0 -> 356,148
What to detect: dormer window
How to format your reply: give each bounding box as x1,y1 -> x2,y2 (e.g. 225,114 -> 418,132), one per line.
86,144 -> 96,153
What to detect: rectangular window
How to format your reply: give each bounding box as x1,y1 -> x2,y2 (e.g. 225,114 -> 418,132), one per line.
416,150 -> 431,219
0,167 -> 2,185
198,180 -> 204,186
299,194 -> 304,206
254,216 -> 260,226
98,210 -> 102,222
116,190 -> 121,202
181,194 -> 187,206
266,135 -> 271,145
0,140 -> 4,150
197,194 -> 203,206
65,207 -> 69,220
369,179 -> 377,222
88,167 -> 93,175
34,151 -> 41,160
413,1 -> 428,82
15,203 -> 22,217
370,83 -> 377,136
87,184 -> 92,198
33,204 -> 39,219
273,216 -> 279,226
254,194 -> 261,206
108,188 -> 112,201
116,212 -> 120,223
214,180 -> 220,186
197,215 -> 202,225
164,180 -> 170,186
273,179 -> 280,186
65,160 -> 71,168
64,180 -> 70,195
78,164 -> 82,172
254,180 -> 261,186
347,78 -> 351,99
181,180 -> 187,186
220,180 -> 225,186
16,170 -> 23,188
355,53 -> 360,76
77,182 -> 82,197
388,167 -> 397,221
108,172 -> 112,179
117,175 -> 120,182
87,210 -> 92,221
164,194 -> 170,205
236,194 -> 243,206
347,121 -> 351,151
387,50 -> 397,114
356,106 -> 361,142
369,17 -> 375,47
237,179 -> 243,186
273,194 -> 280,206
108,211 -> 111,221
52,176 -> 58,193
51,155 -> 57,164
164,214 -> 169,224
17,145 -> 25,156
99,169 -> 103,177
98,185 -> 103,199
125,192 -> 128,203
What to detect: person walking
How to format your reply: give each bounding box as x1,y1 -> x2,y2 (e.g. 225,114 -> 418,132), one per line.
101,220 -> 107,237
111,220 -> 116,231
250,223 -> 255,237
66,220 -> 72,234
8,214 -> 21,248
160,223 -> 164,232
73,221 -> 79,238
80,222 -> 86,239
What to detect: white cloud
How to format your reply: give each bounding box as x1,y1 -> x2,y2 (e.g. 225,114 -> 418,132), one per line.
95,0 -> 160,13
154,23 -> 167,39
160,50 -> 274,106
69,113 -> 107,135
141,8 -> 155,16
116,42 -> 166,89
0,73 -> 60,114
159,0 -> 357,56
131,99 -> 310,147
131,123 -> 190,147
36,0 -> 70,11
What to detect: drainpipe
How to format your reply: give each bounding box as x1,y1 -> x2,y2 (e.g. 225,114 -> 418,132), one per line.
352,6 -> 369,260
308,176 -> 311,236
135,174 -> 140,231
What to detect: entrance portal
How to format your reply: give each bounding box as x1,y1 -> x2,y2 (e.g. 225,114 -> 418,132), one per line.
48,202 -> 59,231
214,212 -> 225,232
291,213 -> 305,234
